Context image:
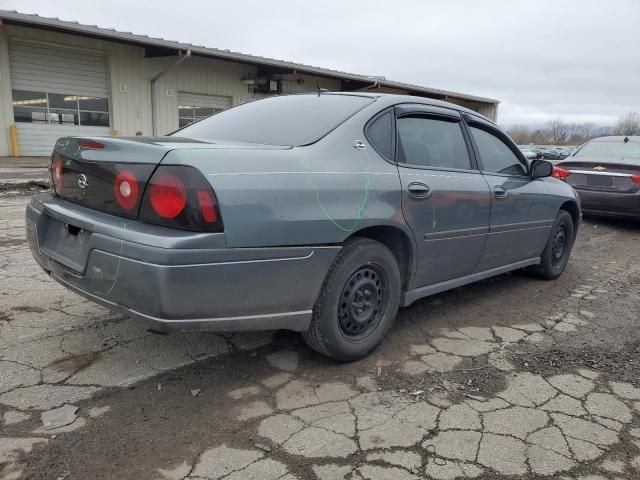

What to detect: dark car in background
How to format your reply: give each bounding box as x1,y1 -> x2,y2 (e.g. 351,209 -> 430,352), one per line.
555,136 -> 640,221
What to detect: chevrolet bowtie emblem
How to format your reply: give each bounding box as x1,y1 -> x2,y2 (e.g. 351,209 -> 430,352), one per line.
593,166 -> 606,171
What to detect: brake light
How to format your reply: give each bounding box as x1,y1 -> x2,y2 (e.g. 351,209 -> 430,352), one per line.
632,175 -> 640,184
114,170 -> 139,210
552,166 -> 571,180
79,140 -> 105,150
197,190 -> 218,223
52,155 -> 64,192
149,175 -> 187,218
139,165 -> 222,232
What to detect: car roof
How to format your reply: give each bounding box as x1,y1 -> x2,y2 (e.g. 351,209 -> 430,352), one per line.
295,92 -> 496,125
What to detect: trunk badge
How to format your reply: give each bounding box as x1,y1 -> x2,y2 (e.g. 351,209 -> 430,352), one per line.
593,166 -> 606,171
77,174 -> 89,189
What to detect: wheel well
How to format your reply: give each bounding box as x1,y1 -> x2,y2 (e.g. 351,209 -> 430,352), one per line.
560,201 -> 580,231
350,226 -> 414,290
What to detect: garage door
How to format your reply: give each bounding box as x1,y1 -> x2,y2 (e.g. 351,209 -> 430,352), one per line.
9,41 -> 111,156
177,92 -> 232,128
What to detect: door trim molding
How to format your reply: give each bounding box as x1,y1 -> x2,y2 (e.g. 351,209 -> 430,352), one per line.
402,257 -> 540,306
490,219 -> 554,234
423,225 -> 489,240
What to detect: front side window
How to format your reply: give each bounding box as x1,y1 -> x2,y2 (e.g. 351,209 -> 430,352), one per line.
12,90 -> 110,127
396,116 -> 471,170
469,126 -> 527,176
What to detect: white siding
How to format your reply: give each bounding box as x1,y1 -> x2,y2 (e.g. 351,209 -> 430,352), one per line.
148,55 -> 256,135
16,123 -> 110,156
107,43 -> 153,137
0,25 -> 152,147
177,92 -> 232,110
9,41 -> 108,97
279,73 -> 341,94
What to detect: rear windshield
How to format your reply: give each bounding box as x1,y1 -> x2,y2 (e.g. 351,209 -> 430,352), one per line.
575,140 -> 640,159
173,94 -> 375,146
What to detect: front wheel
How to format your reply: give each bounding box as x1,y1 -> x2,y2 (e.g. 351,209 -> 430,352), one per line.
302,238 -> 401,362
532,210 -> 575,280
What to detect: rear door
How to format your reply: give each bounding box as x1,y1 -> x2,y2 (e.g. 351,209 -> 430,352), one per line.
394,105 -> 491,287
464,116 -> 557,270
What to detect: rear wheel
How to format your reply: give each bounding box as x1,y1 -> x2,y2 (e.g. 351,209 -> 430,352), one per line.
532,210 -> 575,280
303,238 -> 401,362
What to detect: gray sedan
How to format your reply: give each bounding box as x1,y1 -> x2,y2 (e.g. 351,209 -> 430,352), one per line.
555,136 -> 640,221
26,93 -> 580,361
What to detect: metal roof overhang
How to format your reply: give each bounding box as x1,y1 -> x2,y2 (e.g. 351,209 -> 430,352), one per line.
0,10 -> 499,105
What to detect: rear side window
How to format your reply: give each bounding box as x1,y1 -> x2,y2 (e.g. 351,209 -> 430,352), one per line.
575,140 -> 640,159
397,116 -> 471,170
366,111 -> 393,160
470,126 -> 527,176
173,94 -> 374,146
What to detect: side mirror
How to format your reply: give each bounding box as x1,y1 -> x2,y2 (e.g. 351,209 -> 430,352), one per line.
530,159 -> 553,178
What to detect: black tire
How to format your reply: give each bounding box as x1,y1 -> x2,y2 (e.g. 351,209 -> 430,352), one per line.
532,210 -> 575,280
303,237 -> 401,362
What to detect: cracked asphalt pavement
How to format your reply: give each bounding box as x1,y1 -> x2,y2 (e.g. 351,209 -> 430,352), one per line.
1,193 -> 640,480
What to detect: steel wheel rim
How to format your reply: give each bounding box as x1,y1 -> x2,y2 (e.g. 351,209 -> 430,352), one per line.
551,225 -> 567,266
338,265 -> 386,340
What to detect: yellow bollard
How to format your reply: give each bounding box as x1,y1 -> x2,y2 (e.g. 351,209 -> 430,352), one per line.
9,124 -> 19,157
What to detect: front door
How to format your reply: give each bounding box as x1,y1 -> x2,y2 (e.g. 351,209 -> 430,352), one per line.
465,118 -> 558,271
395,106 -> 492,287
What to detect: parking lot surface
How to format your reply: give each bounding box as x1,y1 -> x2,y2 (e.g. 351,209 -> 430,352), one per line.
1,193 -> 640,480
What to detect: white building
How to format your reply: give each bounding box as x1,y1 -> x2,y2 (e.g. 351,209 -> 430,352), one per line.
0,10 -> 499,157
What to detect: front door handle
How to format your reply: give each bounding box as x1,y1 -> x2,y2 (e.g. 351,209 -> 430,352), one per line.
407,182 -> 432,198
494,186 -> 509,199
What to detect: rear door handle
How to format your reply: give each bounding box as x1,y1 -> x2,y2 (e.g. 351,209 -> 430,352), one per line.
494,186 -> 509,199
407,182 -> 432,198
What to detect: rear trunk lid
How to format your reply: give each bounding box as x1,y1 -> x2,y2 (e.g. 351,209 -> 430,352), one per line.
51,137 -> 172,218
558,156 -> 640,193
50,136 -> 288,219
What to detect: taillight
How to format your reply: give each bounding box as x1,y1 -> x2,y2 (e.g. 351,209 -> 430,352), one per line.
52,154 -> 64,192
149,175 -> 187,218
196,190 -> 218,223
139,165 -> 223,232
552,166 -> 571,181
79,140 -> 105,149
631,175 -> 640,184
114,170 -> 139,210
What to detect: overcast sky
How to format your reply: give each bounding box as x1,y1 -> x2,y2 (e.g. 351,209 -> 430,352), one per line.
2,0 -> 639,127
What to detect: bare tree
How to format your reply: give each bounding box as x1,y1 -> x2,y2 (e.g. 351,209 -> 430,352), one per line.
506,125 -> 531,144
547,119 -> 569,145
614,112 -> 640,136
567,122 -> 596,145
505,119 -> 623,147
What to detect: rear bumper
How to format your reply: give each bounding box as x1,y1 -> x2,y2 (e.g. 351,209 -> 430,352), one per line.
26,193 -> 340,332
575,188 -> 640,220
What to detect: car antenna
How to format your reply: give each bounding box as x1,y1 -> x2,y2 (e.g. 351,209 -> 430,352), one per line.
316,80 -> 329,96
623,136 -> 629,143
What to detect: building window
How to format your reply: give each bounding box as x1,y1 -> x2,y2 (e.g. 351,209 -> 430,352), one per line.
12,90 -> 110,127
178,104 -> 223,128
